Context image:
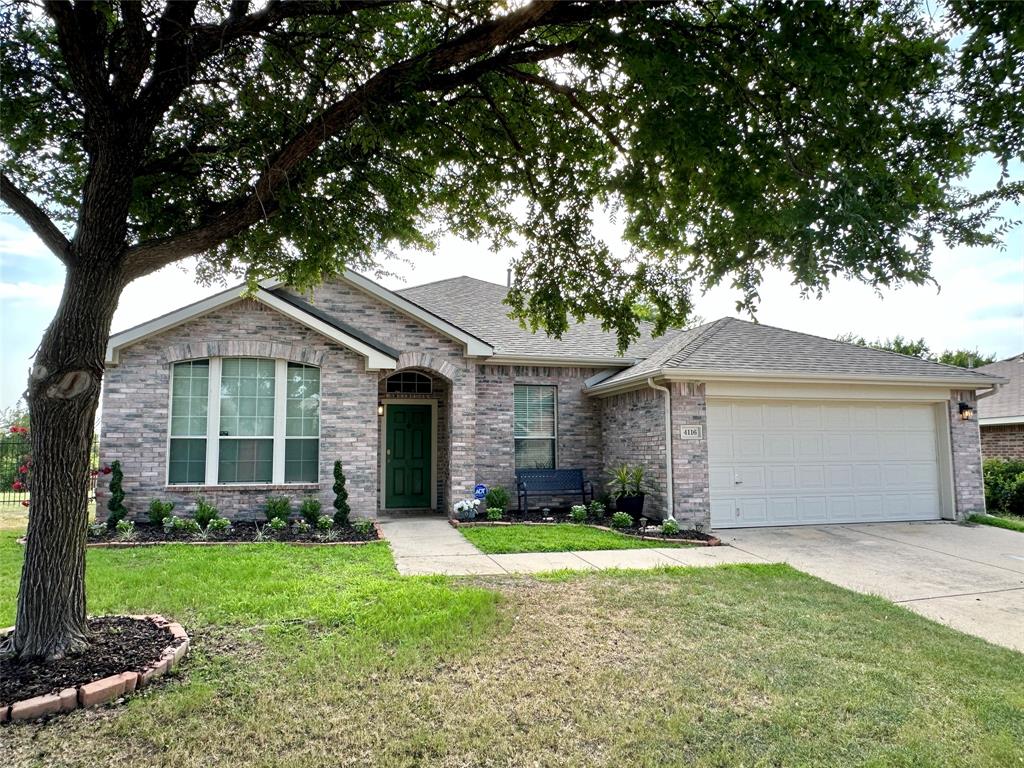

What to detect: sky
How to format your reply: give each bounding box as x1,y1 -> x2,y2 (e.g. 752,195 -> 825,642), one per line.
1,157 -> 1022,411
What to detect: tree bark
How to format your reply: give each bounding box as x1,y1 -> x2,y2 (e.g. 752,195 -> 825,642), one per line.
9,261 -> 125,660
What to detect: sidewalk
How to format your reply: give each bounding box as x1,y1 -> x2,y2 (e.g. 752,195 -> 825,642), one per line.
377,516 -> 763,576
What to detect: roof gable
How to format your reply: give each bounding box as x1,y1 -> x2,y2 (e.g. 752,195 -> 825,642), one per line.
977,355 -> 1024,421
106,284 -> 400,369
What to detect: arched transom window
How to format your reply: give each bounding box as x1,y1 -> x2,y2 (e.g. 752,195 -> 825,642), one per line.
168,358 -> 320,485
385,371 -> 432,394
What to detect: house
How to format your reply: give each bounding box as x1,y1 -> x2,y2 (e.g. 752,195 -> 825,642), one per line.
976,354 -> 1024,460
99,273 -> 1007,529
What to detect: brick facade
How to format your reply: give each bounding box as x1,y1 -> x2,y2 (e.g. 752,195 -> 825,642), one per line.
949,391 -> 986,515
475,365 -> 603,507
669,382 -> 710,529
98,299 -> 378,520
98,276 -> 991,529
981,423 -> 1024,460
600,387 -> 668,518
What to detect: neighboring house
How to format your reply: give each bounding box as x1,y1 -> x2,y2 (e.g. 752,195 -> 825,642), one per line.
99,273 -> 1006,529
976,354 -> 1024,460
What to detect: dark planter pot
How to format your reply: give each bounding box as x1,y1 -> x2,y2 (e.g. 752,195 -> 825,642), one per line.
615,494 -> 646,520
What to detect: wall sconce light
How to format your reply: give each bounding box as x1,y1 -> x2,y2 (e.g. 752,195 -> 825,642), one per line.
377,403 -> 384,417
958,401 -> 973,421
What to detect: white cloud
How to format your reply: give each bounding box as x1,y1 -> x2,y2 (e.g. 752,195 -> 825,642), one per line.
0,280 -> 64,305
0,220 -> 55,260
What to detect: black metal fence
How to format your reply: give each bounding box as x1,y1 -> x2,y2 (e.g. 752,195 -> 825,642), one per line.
0,434 -> 100,504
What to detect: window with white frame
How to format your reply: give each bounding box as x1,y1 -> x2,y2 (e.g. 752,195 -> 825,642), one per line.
513,384 -> 556,469
167,358 -> 320,485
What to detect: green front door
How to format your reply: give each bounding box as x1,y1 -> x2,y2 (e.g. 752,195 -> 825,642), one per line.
385,404 -> 432,508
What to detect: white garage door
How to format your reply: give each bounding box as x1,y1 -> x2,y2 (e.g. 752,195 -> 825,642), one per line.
707,399 -> 942,528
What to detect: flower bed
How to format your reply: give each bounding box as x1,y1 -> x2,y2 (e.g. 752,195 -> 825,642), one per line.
74,520 -> 381,547
451,509 -> 720,546
1,615 -> 189,723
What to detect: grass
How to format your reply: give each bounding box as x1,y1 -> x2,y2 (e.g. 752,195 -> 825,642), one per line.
460,522 -> 688,554
969,512 -> 1024,533
2,526 -> 1023,767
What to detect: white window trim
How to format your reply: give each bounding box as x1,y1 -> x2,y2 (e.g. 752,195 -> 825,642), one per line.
167,357 -> 321,487
513,384 -> 558,470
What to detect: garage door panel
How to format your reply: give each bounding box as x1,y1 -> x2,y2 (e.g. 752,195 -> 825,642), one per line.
708,399 -> 941,528
768,497 -> 799,523
800,496 -> 830,522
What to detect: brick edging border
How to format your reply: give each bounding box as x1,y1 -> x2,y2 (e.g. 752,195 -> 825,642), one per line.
1,615 -> 190,724
18,522 -> 386,549
448,518 -> 722,547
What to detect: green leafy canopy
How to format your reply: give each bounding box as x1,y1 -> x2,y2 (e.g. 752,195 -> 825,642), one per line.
1,0 -> 1020,350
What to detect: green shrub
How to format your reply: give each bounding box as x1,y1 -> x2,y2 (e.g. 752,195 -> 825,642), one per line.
316,514 -> 333,531
983,458 -> 1024,515
105,460 -> 128,530
588,499 -> 606,519
300,497 -> 323,525
569,504 -> 588,523
269,516 -> 288,532
333,460 -> 351,526
353,519 -> 374,535
193,497 -> 220,527
148,499 -> 174,526
265,496 -> 291,523
486,507 -> 503,521
661,518 -> 681,536
163,516 -> 201,536
115,519 -> 136,540
484,486 -> 510,512
294,519 -> 312,534
610,511 -> 633,529
206,517 -> 231,534
88,522 -> 106,538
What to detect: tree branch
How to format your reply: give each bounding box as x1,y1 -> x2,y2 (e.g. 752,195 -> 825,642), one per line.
0,174 -> 72,264
123,1 -> 632,279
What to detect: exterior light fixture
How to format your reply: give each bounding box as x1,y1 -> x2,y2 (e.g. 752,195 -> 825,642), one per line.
377,403 -> 384,417
958,401 -> 973,421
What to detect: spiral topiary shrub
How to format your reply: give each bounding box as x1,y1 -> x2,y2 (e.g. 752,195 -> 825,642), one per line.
105,460 -> 128,530
333,460 -> 350,526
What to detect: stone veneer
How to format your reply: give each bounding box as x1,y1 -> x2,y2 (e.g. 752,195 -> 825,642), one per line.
981,422 -> 1024,461
949,390 -> 986,515
475,365 -> 604,508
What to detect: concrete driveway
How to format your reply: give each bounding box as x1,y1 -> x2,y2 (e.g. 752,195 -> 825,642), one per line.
719,521 -> 1024,652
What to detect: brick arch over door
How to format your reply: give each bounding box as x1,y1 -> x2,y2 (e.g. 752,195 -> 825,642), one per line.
381,351 -> 462,384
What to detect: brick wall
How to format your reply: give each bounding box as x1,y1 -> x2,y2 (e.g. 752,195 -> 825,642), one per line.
289,283 -> 477,507
670,382 -> 710,529
600,387 -> 668,518
949,390 -> 986,516
98,299 -> 379,521
981,423 -> 1024,460
475,365 -> 603,508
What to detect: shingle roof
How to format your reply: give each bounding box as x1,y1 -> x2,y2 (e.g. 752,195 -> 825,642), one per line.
595,317 -> 1008,388
396,276 -> 679,362
269,288 -> 400,358
976,355 -> 1024,420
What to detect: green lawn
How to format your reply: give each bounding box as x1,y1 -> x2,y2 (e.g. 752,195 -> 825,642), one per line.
459,522 -> 688,553
2,528 -> 1023,767
969,513 -> 1024,533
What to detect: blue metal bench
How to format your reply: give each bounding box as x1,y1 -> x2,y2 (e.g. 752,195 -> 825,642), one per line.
516,469 -> 593,512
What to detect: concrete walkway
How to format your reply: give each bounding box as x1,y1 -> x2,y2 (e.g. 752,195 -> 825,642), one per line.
377,516 -> 761,576
722,521 -> 1024,652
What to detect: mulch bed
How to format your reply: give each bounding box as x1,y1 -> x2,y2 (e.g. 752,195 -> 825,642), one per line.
456,509 -> 720,544
1,617 -> 170,704
81,520 -> 380,546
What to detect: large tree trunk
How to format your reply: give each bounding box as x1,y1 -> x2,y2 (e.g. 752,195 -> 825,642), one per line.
9,261 -> 124,660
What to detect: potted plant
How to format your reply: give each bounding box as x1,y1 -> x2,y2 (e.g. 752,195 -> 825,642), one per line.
607,464 -> 647,521
453,498 -> 480,521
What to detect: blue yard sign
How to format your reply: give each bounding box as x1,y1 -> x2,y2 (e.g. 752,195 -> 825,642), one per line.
473,484 -> 488,499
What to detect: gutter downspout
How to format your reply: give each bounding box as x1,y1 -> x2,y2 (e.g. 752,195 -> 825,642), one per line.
976,383 -> 1001,400
647,377 -> 674,520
